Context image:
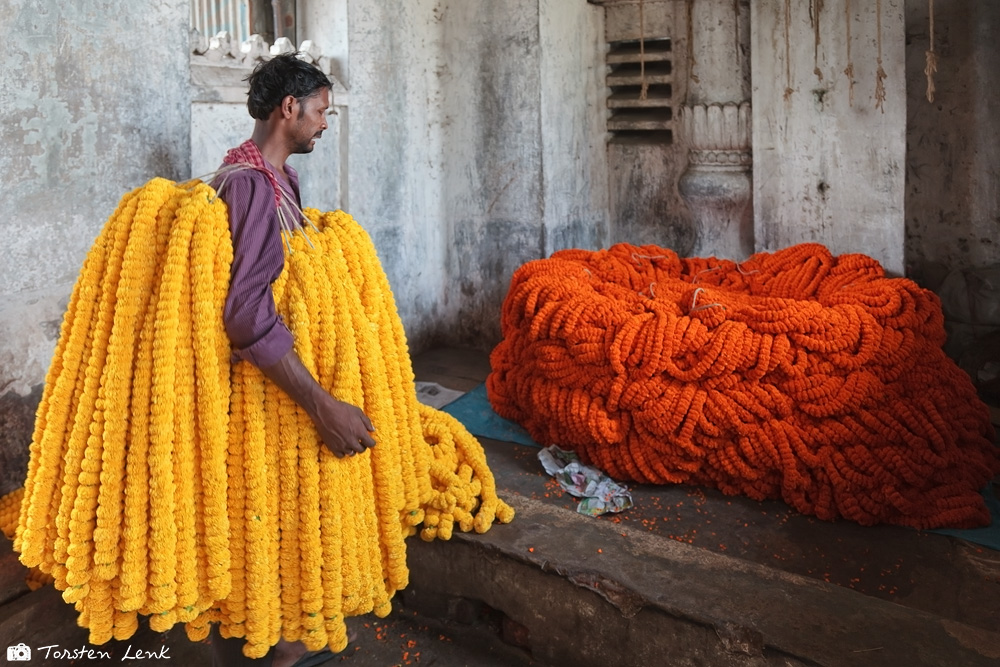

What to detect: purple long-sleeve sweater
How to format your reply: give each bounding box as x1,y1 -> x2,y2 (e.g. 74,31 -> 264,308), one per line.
216,161 -> 301,368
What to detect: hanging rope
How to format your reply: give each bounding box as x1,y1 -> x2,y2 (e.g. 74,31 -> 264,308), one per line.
925,0 -> 937,102
638,0 -> 648,101
844,0 -> 855,106
874,0 -> 887,112
687,0 -> 699,84
813,0 -> 824,81
784,0 -> 793,100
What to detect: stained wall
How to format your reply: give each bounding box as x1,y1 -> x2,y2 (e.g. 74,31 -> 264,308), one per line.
904,0 -> 1000,288
751,0 -> 907,275
0,0 -> 190,494
343,0 -> 608,349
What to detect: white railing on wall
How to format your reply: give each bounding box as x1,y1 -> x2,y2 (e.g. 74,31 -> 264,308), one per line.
191,0 -> 251,47
190,28 -> 339,81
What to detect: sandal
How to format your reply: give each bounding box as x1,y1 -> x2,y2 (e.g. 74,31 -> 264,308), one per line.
290,648 -> 334,667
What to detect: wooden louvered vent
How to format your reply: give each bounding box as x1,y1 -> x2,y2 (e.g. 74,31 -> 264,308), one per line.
606,37 -> 673,144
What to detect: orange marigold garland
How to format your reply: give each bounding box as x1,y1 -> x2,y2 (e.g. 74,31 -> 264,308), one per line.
489,242 -> 999,530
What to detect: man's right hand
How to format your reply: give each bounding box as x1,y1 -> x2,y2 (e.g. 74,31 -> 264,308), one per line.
308,392 -> 376,458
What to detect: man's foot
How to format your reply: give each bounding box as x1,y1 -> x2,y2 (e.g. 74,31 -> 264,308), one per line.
271,640 -> 333,667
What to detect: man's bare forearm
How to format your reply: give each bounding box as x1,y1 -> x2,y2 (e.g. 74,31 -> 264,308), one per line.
259,349 -> 328,417
260,349 -> 376,457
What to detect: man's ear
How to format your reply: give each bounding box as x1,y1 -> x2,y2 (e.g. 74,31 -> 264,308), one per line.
280,95 -> 297,119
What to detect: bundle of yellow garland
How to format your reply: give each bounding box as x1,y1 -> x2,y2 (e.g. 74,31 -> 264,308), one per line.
0,488 -> 54,591
10,177 -> 513,658
488,242 -> 999,529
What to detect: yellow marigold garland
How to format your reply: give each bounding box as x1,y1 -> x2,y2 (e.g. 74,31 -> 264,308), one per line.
12,177 -> 513,659
0,488 -> 55,592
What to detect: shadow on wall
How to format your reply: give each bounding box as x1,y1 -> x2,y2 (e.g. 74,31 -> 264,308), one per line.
0,385 -> 42,496
904,1 -> 999,289
450,219 -> 545,351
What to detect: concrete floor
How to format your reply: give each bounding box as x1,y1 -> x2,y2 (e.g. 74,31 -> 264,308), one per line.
1,346 -> 998,666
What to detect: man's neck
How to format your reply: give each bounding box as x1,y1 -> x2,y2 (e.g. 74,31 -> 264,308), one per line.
250,125 -> 290,171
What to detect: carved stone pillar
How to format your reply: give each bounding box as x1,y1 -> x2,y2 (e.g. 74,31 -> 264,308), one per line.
677,102 -> 753,260
677,0 -> 752,260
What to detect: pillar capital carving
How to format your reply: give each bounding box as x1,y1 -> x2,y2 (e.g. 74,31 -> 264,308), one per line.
679,102 -> 752,169
677,101 -> 753,259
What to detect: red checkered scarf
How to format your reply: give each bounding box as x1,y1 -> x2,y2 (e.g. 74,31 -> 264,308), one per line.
221,139 -> 283,208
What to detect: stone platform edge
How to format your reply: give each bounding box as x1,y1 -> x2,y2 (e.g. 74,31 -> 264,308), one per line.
403,493 -> 1000,667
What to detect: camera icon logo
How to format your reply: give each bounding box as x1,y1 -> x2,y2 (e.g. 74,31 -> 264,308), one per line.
6,643 -> 31,661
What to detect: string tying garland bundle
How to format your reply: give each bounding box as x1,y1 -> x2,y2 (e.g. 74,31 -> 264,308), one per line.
488,242 -> 999,530
11,177 -> 513,658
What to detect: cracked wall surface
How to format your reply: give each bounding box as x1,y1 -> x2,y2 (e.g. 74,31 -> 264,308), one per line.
0,0 -> 190,494
344,0 -> 608,350
751,0 -> 907,275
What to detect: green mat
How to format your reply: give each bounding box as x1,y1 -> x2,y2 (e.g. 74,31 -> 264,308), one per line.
442,383 -> 540,448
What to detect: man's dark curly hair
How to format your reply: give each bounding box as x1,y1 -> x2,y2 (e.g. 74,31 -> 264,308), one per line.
245,53 -> 332,120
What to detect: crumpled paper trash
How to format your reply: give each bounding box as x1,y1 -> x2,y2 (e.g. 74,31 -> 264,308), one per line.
414,381 -> 466,409
538,445 -> 633,516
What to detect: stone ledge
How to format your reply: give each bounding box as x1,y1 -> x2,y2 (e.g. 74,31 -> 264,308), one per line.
403,494 -> 1000,667
0,537 -> 29,607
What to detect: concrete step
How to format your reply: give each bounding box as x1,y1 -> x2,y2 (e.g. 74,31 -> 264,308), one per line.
407,347 -> 1000,667
403,493 -> 1000,667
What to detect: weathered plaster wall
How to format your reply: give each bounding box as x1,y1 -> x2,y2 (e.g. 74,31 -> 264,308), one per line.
347,0 -> 607,351
346,0 -> 447,354
539,0 -> 609,256
603,1 -> 695,253
752,0 -> 907,275
904,0 -> 1000,288
0,0 -> 190,494
438,0 -> 546,347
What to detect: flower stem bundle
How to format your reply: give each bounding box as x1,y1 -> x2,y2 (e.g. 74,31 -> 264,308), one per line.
488,242 -> 999,530
10,178 -> 513,658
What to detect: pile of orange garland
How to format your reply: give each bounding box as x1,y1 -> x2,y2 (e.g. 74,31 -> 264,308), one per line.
488,243 -> 999,529
5,177 -> 512,658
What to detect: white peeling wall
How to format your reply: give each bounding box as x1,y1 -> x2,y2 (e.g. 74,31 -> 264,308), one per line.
346,0 -> 607,351
540,0 -> 610,256
438,0 -> 547,347
751,0 -> 907,275
0,0 -> 190,493
346,0 -> 448,354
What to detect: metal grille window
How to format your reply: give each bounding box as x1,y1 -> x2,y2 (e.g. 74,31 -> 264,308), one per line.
606,37 -> 673,143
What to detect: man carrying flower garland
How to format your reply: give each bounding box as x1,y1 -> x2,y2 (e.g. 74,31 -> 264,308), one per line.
212,52 -> 375,667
